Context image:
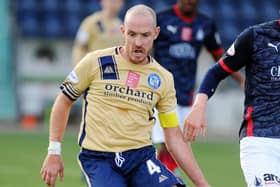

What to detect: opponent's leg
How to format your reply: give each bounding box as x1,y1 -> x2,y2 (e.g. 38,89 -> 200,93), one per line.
240,137 -> 280,187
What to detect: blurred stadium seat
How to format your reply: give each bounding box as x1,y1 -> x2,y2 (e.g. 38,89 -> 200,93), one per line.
64,0 -> 81,14
40,0 -> 60,13
19,12 -> 40,36
82,0 -> 101,17
64,15 -> 82,37
13,0 -> 279,43
16,0 -> 36,12
42,14 -> 62,38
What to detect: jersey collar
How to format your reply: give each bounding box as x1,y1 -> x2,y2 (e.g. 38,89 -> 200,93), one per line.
173,4 -> 195,23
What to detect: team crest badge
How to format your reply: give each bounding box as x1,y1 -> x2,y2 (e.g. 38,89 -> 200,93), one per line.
148,73 -> 161,89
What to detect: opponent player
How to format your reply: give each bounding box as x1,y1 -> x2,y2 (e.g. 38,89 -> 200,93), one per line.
184,19 -> 280,187
152,0 -> 244,174
40,4 -> 210,187
72,0 -> 124,66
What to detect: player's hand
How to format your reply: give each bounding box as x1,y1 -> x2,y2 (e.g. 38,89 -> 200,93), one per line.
40,154 -> 64,187
183,105 -> 207,142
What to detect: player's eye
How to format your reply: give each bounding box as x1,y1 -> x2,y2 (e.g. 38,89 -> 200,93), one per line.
128,32 -> 136,37
142,33 -> 151,37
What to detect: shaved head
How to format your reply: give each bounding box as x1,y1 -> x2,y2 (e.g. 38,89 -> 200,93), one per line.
124,4 -> 157,28
120,4 -> 160,65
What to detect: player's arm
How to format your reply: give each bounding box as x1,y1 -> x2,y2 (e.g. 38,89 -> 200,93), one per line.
210,51 -> 244,88
206,21 -> 244,88
184,27 -> 254,142
40,93 -> 73,187
159,111 -> 210,187
41,54 -> 95,187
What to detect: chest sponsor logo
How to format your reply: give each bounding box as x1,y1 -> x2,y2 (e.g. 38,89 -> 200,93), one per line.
147,73 -> 161,90
104,84 -> 153,106
125,71 -> 140,88
270,66 -> 280,81
181,27 -> 192,41
169,43 -> 195,59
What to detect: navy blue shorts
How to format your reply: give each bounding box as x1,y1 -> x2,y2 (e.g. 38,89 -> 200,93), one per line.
78,145 -> 185,187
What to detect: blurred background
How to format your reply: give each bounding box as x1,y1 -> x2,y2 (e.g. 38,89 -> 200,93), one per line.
0,0 -> 279,186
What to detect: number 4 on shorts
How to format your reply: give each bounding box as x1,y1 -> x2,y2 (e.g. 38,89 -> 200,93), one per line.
146,159 -> 161,175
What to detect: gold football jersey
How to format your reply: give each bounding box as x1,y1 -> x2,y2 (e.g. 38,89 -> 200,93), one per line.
73,11 -> 123,58
61,47 -> 177,152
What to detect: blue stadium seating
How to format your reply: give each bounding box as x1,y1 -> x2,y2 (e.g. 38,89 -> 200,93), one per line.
64,15 -> 82,37
42,14 -> 62,38
40,0 -> 60,13
19,12 -> 40,36
14,0 -> 280,41
16,0 -> 36,12
80,0 -> 100,18
64,0 -> 82,13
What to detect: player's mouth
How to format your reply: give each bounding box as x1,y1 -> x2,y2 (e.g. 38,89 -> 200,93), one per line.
133,48 -> 145,57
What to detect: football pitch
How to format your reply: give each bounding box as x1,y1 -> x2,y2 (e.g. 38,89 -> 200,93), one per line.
0,130 -> 246,187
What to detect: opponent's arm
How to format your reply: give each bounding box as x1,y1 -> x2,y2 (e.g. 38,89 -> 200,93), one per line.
210,48 -> 244,89
184,94 -> 208,142
40,93 -> 74,187
163,126 -> 210,187
185,28 -> 254,141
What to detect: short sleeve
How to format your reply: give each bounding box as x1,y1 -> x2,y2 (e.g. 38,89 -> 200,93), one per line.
156,73 -> 177,113
220,27 -> 254,72
60,53 -> 97,101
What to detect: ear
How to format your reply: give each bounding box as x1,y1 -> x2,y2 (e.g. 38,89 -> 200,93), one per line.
154,26 -> 160,40
120,25 -> 125,36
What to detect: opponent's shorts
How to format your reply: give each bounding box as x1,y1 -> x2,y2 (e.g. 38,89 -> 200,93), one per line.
78,145 -> 185,187
240,137 -> 280,187
152,105 -> 190,144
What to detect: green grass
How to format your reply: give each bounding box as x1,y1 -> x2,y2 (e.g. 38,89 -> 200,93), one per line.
0,131 -> 246,187
185,141 -> 246,187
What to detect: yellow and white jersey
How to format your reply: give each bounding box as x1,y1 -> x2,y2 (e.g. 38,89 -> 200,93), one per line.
61,47 -> 177,152
74,11 -> 123,52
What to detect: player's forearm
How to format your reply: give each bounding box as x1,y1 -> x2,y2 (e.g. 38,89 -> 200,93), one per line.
49,93 -> 73,142
192,94 -> 208,110
165,128 -> 210,187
